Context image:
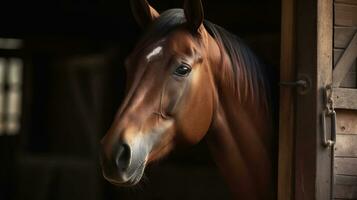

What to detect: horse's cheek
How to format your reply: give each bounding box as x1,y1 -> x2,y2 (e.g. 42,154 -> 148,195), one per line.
177,76 -> 213,144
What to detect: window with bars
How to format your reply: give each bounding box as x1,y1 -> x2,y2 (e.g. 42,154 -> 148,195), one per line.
0,38 -> 23,136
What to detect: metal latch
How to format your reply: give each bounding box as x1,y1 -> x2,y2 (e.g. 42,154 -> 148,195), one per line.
321,85 -> 336,148
280,74 -> 311,95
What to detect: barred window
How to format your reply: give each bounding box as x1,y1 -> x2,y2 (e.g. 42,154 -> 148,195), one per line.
0,38 -> 23,136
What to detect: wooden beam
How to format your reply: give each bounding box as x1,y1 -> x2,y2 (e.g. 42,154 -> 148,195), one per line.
316,0 -> 334,198
340,64 -> 357,88
334,49 -> 344,65
333,32 -> 357,87
278,0 -> 295,198
332,88 -> 357,110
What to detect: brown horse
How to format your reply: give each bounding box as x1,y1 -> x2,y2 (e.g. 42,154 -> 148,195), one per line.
100,0 -> 277,199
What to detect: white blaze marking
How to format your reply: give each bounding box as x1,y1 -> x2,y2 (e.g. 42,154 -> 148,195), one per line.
146,46 -> 163,61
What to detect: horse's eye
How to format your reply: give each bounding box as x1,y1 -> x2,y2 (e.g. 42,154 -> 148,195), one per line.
174,65 -> 191,77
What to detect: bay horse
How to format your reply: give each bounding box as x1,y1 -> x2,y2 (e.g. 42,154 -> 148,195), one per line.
100,0 -> 277,199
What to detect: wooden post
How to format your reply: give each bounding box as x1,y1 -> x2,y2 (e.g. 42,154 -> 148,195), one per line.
294,0 -> 334,199
278,0 -> 295,199
316,0 -> 334,198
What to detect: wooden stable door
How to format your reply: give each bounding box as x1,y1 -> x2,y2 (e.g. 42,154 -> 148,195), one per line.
332,0 -> 357,199
279,0 -> 357,199
279,0 -> 336,199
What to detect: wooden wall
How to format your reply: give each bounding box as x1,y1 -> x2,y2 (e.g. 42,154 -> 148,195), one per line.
333,0 -> 357,199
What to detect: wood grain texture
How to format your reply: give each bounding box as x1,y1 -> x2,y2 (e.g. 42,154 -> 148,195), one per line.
295,0 -> 319,197
335,157 -> 357,176
335,135 -> 357,157
334,49 -> 344,65
333,48 -> 356,89
278,0 -> 295,199
336,110 -> 357,134
333,88 -> 357,110
334,27 -> 357,49
334,175 -> 357,199
333,27 -> 357,88
294,0 -> 334,199
335,3 -> 357,26
341,75 -> 357,88
315,0 -> 334,198
333,32 -> 357,87
340,63 -> 356,88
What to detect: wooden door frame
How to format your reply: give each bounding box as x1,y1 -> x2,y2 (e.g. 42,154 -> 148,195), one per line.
278,0 -> 334,199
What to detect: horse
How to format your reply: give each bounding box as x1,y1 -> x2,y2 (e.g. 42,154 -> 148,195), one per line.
100,0 -> 277,199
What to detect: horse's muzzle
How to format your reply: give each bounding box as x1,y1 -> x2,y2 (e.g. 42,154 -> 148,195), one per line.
100,140 -> 147,186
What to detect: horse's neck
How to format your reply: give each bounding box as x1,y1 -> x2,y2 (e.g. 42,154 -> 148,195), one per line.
206,95 -> 274,200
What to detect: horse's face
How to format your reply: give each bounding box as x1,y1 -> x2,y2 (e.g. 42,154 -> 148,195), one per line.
101,0 -> 216,186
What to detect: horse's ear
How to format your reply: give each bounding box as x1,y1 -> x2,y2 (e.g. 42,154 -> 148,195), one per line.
184,0 -> 204,33
130,0 -> 160,29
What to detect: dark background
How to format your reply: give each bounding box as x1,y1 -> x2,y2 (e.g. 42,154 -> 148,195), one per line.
0,0 -> 280,199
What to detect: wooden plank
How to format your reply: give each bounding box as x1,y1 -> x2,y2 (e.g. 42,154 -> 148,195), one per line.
278,0 -> 295,199
336,110 -> 357,134
341,74 -> 357,88
340,64 -> 356,88
335,4 -> 357,26
335,174 -> 357,185
334,27 -> 357,49
334,49 -> 344,65
334,175 -> 357,199
335,0 -> 357,5
332,32 -> 357,87
333,23 -> 356,90
335,134 -> 357,157
332,88 -> 357,110
335,157 -> 357,176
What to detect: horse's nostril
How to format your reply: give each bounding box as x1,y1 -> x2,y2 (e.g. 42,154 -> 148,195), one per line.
115,143 -> 131,171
